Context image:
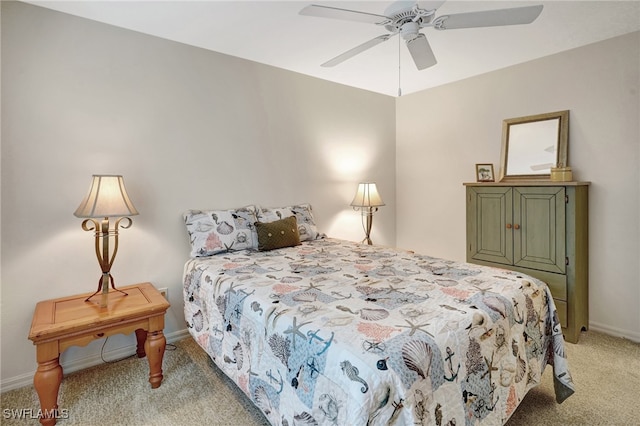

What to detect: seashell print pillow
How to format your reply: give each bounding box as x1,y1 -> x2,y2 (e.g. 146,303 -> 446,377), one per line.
183,206 -> 258,257
255,203 -> 323,241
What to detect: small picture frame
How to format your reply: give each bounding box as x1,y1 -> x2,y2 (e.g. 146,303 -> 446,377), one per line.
476,164 -> 495,182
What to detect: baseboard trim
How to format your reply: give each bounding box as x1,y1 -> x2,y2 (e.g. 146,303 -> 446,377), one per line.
589,321 -> 640,343
1,329 -> 191,393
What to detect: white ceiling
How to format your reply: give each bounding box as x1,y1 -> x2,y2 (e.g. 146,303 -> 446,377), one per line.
26,1 -> 640,97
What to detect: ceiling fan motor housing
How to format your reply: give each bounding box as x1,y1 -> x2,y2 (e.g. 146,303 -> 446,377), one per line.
384,0 -> 423,19
400,21 -> 420,40
383,2 -> 436,36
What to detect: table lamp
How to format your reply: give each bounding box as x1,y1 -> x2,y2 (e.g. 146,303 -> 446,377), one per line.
351,182 -> 385,245
74,175 -> 138,307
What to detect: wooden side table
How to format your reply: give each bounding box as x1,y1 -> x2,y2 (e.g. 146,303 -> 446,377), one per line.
28,282 -> 170,426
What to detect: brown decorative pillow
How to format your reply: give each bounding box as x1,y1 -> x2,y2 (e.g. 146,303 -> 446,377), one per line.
255,216 -> 301,251
256,203 -> 323,241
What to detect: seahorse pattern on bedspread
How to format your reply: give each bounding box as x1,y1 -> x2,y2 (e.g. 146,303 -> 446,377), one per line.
183,238 -> 574,426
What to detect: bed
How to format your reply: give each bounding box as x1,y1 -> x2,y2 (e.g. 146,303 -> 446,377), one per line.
182,204 -> 574,425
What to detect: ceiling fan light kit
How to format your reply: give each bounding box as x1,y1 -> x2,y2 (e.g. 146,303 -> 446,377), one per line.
300,1 -> 544,71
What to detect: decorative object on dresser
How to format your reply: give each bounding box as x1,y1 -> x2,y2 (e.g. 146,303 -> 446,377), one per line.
475,163 -> 495,182
464,181 -> 589,343
350,182 -> 385,245
550,166 -> 573,182
28,282 -> 170,426
499,110 -> 569,181
74,175 -> 138,308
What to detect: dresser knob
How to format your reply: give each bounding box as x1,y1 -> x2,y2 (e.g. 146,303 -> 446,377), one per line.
514,224 -> 520,230
506,224 -> 512,229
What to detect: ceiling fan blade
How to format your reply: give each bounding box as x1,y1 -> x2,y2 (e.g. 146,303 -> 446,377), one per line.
321,34 -> 393,67
300,4 -> 390,25
433,5 -> 543,30
406,34 -> 437,70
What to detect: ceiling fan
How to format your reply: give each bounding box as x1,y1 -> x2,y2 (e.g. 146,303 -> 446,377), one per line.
300,1 -> 544,70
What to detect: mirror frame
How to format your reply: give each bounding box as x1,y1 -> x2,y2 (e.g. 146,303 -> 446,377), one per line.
499,110 -> 569,181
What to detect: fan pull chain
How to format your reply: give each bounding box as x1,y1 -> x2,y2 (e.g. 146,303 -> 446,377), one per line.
398,34 -> 402,97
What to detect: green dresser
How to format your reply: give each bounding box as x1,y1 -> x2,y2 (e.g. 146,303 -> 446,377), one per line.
465,182 -> 589,343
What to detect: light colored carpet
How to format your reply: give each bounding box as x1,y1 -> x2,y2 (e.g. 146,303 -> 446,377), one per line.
506,330 -> 640,425
1,341 -> 268,426
2,330 -> 638,425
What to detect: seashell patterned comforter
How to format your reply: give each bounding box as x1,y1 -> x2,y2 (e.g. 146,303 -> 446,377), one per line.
183,238 -> 574,425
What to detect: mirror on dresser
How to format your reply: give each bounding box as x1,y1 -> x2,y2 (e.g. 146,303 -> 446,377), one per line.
499,110 -> 569,181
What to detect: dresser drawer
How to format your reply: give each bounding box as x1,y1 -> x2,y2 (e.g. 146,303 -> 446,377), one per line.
544,273 -> 567,301
516,267 -> 567,301
554,299 -> 568,328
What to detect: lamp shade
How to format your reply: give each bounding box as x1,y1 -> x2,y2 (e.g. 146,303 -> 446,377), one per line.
350,183 -> 385,208
74,175 -> 139,218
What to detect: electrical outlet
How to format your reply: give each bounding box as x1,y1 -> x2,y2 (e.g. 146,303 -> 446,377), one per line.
159,287 -> 168,300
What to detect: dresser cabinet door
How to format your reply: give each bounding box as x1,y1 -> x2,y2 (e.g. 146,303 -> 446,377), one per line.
513,187 -> 566,274
467,186 -> 513,266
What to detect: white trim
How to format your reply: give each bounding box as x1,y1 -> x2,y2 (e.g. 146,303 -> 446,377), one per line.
588,321 -> 640,343
1,329 -> 190,393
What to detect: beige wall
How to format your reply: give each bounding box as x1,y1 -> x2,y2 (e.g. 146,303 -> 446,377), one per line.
0,2 -> 396,389
397,31 -> 640,341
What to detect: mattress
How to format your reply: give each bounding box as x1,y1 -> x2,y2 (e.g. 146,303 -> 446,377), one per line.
183,238 -> 573,425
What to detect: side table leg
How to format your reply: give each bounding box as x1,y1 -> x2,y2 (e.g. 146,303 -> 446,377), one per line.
144,330 -> 166,388
33,358 -> 63,426
135,329 -> 147,358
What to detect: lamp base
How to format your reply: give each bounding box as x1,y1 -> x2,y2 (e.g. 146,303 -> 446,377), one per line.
361,209 -> 375,245
80,216 -> 133,307
85,273 -> 128,307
